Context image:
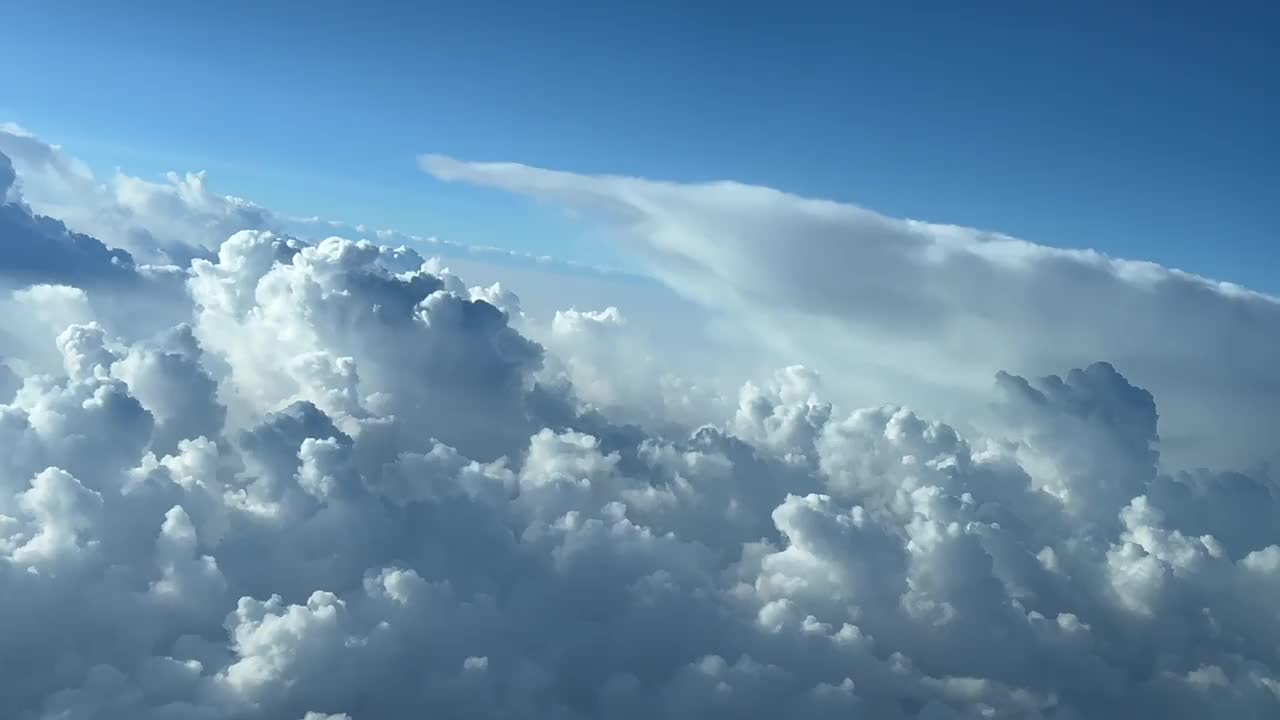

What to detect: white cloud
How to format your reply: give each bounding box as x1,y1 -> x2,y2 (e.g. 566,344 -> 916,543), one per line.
539,305 -> 730,429
420,154 -> 1280,473
0,185 -> 192,382
1,124 -> 638,283
186,230 -> 543,459
1,133 -> 1278,718
0,123 -> 273,265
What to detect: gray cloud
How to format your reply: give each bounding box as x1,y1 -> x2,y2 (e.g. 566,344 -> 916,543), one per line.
0,150 -> 16,200
0,152 -> 138,290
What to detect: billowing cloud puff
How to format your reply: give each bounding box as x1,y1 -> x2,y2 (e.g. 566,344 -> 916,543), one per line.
419,155 -> 1280,474
0,156 -> 138,289
0,147 -> 191,375
539,305 -> 728,431
0,124 -> 273,265
1,137 -> 1278,719
187,230 -> 543,460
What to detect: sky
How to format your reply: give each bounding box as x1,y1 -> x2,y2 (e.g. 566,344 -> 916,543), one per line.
2,0 -> 1276,289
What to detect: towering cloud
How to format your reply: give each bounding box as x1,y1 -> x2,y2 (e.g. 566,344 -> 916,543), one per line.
419,155 -> 1280,473
0,139 -> 1278,719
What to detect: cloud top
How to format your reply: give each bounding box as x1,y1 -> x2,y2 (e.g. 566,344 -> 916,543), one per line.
420,154 -> 1280,472
0,133 -> 1276,718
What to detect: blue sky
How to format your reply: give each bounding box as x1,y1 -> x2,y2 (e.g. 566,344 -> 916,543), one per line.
3,0 -> 1276,289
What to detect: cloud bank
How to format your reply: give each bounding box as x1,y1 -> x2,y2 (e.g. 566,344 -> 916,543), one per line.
0,123 -> 273,267
420,155 -> 1280,473
2,137 -> 1280,718
0,124 -> 631,282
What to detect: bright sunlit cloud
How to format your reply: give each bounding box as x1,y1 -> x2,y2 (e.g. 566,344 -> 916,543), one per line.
1,124 -> 1278,720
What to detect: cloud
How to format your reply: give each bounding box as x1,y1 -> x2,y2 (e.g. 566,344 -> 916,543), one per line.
0,149 -> 17,201
0,124 -> 273,265
0,148 -> 193,375
538,305 -> 730,430
1,134 -> 1279,718
3,219 -> 1280,717
297,216 -> 636,282
0,123 -> 95,191
0,124 -> 637,283
186,231 -> 543,460
419,154 -> 1280,473
0,163 -> 139,290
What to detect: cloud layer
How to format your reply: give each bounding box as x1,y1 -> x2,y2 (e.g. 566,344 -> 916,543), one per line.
2,138 -> 1280,718
420,155 -> 1280,473
0,124 -> 633,281
0,123 -> 273,267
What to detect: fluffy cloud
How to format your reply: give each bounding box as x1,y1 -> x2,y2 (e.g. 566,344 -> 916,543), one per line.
2,137 -> 1279,719
0,148 -> 192,380
420,155 -> 1280,474
0,123 -> 273,265
539,305 -> 729,430
186,230 -> 543,459
0,166 -> 138,290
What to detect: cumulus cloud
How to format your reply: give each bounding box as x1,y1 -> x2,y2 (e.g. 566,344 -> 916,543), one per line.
186,230 -> 543,459
0,167 -> 138,289
1,136 -> 1278,718
420,155 -> 1280,473
0,149 -> 191,376
0,123 -> 273,265
538,305 -> 729,430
